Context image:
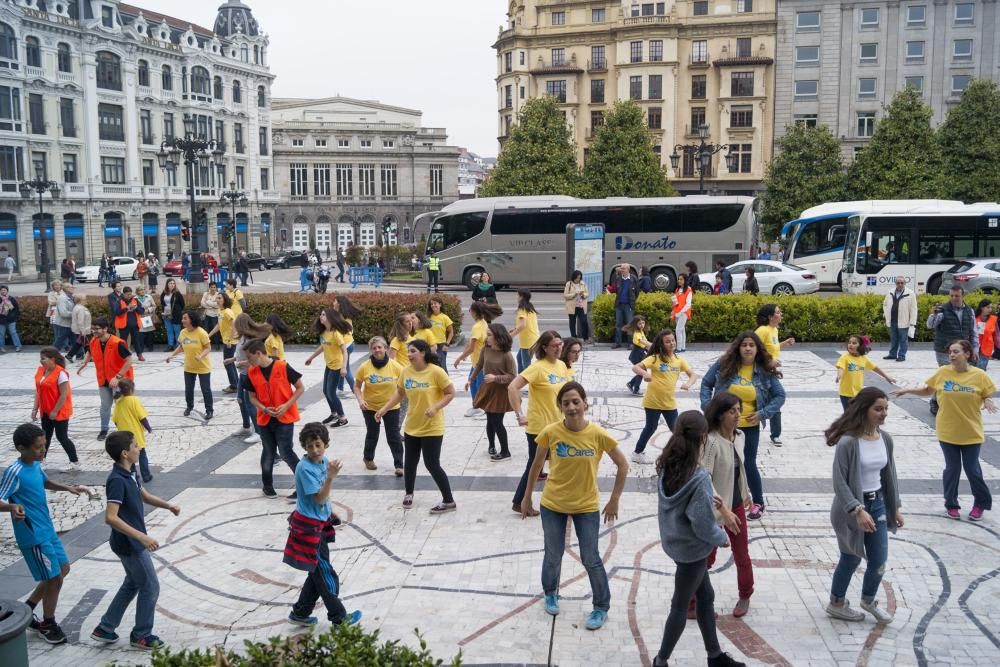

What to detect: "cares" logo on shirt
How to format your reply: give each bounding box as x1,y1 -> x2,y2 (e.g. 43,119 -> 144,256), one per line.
943,380 -> 976,393
404,378 -> 431,390
547,374 -> 569,385
367,373 -> 395,384
555,442 -> 595,458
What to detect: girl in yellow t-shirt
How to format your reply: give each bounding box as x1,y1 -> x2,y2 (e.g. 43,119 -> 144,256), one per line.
165,310 -> 213,420
453,301 -> 503,417
623,316 -> 651,395
509,289 -> 540,374
375,339 -> 456,514
334,294 -> 363,396
304,307 -> 352,427
111,378 -> 154,481
204,291 -> 239,392
427,297 -> 454,368
560,337 -> 583,382
836,335 -> 895,411
264,313 -> 293,360
410,311 -> 439,354
387,312 -> 415,368
892,339 -> 997,520
355,336 -> 404,475
631,329 -> 700,463
754,303 -> 795,446
520,381 -> 629,630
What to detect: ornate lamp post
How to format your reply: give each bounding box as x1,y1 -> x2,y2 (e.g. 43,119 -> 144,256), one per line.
19,178 -> 60,291
219,181 -> 248,273
156,116 -> 223,284
669,125 -> 739,195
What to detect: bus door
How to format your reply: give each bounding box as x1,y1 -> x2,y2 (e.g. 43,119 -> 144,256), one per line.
861,222 -> 916,292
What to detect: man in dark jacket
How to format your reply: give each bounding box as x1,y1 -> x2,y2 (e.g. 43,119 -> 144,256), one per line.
611,264 -> 638,349
0,284 -> 21,352
926,285 -> 977,414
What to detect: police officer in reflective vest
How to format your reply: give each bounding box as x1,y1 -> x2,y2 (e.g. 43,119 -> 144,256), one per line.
426,251 -> 441,293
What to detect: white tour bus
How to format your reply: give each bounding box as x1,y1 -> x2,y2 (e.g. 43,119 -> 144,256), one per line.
781,200 -> 965,287
421,195 -> 758,291
841,203 -> 1000,295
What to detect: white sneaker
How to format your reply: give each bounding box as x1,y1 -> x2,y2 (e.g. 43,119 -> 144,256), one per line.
630,452 -> 650,464
860,599 -> 894,624
337,390 -> 351,398
464,407 -> 482,418
243,433 -> 262,444
240,425 -> 254,434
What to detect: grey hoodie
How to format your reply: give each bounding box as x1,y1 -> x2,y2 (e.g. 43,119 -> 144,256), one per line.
658,467 -> 728,563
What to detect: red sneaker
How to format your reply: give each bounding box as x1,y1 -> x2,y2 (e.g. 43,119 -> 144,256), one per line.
969,506 -> 984,521
946,508 -> 961,519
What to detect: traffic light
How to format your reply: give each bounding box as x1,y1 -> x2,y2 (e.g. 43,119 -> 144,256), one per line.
196,208 -> 208,227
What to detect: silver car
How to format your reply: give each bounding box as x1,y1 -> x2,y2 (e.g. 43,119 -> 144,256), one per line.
938,259 -> 1000,294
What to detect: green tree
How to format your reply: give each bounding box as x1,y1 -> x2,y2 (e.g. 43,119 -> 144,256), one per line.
479,97 -> 584,197
937,79 -> 1000,203
582,100 -> 674,198
847,87 -> 944,199
758,123 -> 846,240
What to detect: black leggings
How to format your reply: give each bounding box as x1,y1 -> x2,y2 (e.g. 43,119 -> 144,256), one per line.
41,416 -> 78,463
403,434 -> 453,503
184,371 -> 214,412
485,412 -> 509,455
656,558 -> 722,662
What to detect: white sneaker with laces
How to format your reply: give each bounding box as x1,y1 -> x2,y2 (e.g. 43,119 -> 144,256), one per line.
243,433 -> 262,444
464,407 -> 482,418
860,599 -> 893,624
630,452 -> 650,464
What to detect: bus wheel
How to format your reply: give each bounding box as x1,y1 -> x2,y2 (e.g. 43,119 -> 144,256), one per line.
463,267 -> 482,290
926,275 -> 942,296
650,268 -> 676,292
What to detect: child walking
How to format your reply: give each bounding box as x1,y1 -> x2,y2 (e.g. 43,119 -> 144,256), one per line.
91,431 -> 180,651
631,329 -> 699,464
112,379 -> 154,482
284,422 -> 362,627
304,308 -> 351,427
0,423 -> 94,644
623,316 -> 650,395
836,335 -> 896,411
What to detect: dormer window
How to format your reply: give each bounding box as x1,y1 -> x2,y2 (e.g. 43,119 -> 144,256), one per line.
101,6 -> 114,29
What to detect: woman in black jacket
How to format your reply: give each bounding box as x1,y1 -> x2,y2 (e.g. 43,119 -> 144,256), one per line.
743,267 -> 760,296
471,270 -> 498,304
159,278 -> 186,351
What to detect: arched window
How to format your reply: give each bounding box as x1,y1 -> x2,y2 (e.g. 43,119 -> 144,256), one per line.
96,51 -> 122,91
0,23 -> 16,62
213,75 -> 223,99
257,85 -> 266,108
24,36 -> 40,67
57,43 -> 71,73
137,59 -> 149,87
161,64 -> 172,90
240,44 -> 248,62
232,80 -> 241,103
190,66 -> 210,96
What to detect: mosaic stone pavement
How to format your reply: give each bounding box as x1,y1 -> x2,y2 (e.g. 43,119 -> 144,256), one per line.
1,343 -> 999,666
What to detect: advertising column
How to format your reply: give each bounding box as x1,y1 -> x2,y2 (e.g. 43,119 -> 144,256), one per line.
565,223 -> 605,337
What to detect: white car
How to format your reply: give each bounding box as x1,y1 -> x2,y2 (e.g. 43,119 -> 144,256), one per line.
75,256 -> 139,282
704,260 -> 820,295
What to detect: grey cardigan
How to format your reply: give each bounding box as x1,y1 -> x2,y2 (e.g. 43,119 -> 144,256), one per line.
830,432 -> 901,559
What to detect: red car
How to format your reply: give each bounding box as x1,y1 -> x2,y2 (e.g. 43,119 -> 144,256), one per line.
162,254 -> 218,279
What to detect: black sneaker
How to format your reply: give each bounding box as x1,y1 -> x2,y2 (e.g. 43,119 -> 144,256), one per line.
37,620 -> 67,645
490,452 -> 512,462
29,613 -> 41,632
183,407 -> 193,416
90,626 -> 119,644
287,491 -> 297,501
130,634 -> 165,650
97,431 -> 108,441
262,487 -> 277,498
204,411 -> 214,421
707,652 -> 746,667
488,445 -> 497,457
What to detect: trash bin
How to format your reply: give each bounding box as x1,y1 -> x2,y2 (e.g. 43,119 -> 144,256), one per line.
0,599 -> 31,667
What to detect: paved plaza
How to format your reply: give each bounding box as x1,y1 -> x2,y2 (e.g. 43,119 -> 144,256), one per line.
1,343 -> 999,666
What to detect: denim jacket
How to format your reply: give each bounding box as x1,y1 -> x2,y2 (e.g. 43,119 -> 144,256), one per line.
699,360 -> 786,421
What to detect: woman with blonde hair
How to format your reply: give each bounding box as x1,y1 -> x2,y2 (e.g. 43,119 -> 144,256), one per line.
67,293 -> 91,363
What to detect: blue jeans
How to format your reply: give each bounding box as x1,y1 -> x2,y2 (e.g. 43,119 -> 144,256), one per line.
237,373 -> 258,430
222,344 -> 238,388
138,449 -> 152,481
830,495 -> 889,602
887,325 -> 908,359
741,425 -> 764,506
940,442 -> 992,510
323,367 -> 345,417
437,349 -> 448,369
165,321 -> 182,349
337,343 -> 355,390
634,408 -> 678,453
768,411 -> 782,441
469,369 -> 484,401
52,323 -> 71,351
517,348 -> 532,374
975,355 -> 989,370
99,548 -> 159,640
259,420 -> 299,489
540,506 -> 610,611
614,304 -> 633,345
0,322 -> 20,349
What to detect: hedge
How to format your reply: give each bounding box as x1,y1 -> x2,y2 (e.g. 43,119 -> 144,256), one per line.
149,624 -> 462,666
10,291 -> 463,347
591,291 -> 991,343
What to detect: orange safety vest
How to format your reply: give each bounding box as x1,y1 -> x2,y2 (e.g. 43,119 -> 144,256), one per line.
979,315 -> 997,358
248,360 -> 300,426
35,366 -> 73,421
672,287 -> 693,321
89,335 -> 134,386
113,297 -> 128,330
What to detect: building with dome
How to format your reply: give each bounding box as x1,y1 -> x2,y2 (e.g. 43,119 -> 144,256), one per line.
0,0 -> 278,279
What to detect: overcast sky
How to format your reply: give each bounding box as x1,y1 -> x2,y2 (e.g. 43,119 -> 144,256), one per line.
141,0 -> 502,156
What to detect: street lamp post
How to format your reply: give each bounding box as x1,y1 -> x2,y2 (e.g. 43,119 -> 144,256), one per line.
669,125 -> 739,195
156,116 -> 222,284
219,181 -> 248,274
19,178 -> 60,291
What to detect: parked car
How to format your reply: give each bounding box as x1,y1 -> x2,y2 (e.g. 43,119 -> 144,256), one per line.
75,256 -> 138,282
724,260 -> 820,296
242,252 -> 267,270
163,254 -> 218,278
265,251 -> 306,269
938,259 -> 1000,294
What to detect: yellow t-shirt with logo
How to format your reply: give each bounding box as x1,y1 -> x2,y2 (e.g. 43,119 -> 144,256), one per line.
180,327 -> 212,374
343,318 -> 354,346
755,325 -> 780,360
219,308 -> 238,345
414,327 -> 437,349
536,421 -> 618,514
320,330 -> 346,370
112,395 -> 149,448
389,335 -> 413,367
227,288 -> 244,317
265,333 -> 285,360
520,358 -> 572,434
640,354 -> 690,410
470,319 -> 488,365
836,353 -> 876,398
727,364 -> 758,428
632,331 -> 650,350
357,358 -> 403,411
517,309 -> 540,350
429,313 -> 453,345
398,364 -> 452,436
927,366 -> 996,445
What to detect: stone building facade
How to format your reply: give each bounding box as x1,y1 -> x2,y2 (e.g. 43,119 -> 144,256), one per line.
0,0 -> 278,279
271,97 -> 459,253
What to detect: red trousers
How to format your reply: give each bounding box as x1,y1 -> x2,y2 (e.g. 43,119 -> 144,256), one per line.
707,502 -> 755,600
